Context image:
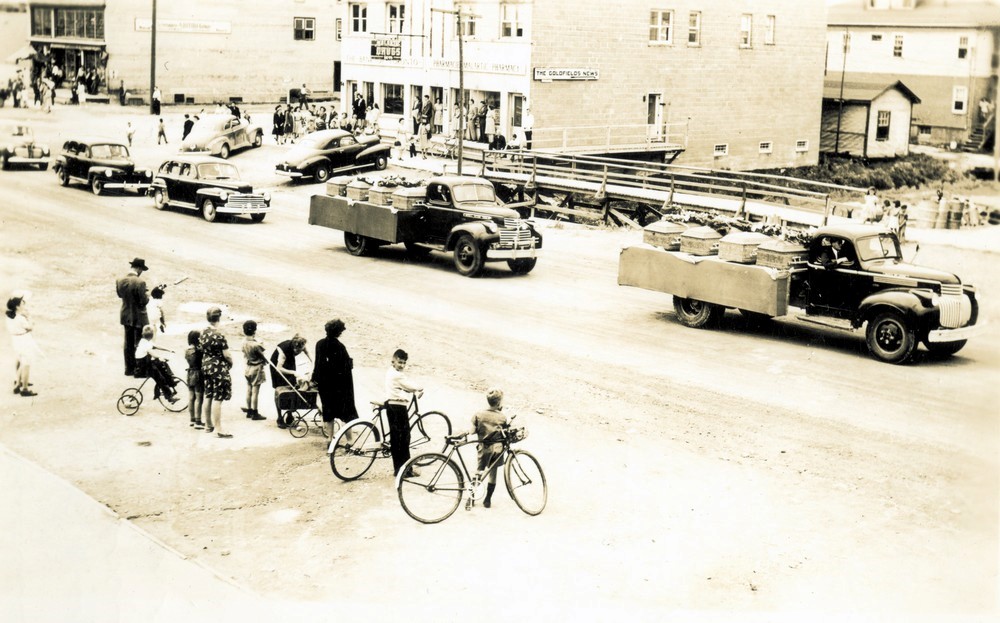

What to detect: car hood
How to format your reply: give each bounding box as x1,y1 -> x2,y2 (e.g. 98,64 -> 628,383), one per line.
205,181 -> 255,193
453,201 -> 521,219
94,159 -> 136,171
866,261 -> 961,285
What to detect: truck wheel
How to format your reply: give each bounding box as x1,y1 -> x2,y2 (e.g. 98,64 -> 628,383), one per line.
250,213 -> 266,223
91,177 -> 105,196
344,232 -> 372,256
866,311 -> 916,364
374,155 -> 388,171
201,198 -> 218,222
673,297 -> 722,328
508,258 -> 537,275
453,234 -> 484,277
922,338 -> 967,358
314,164 -> 331,183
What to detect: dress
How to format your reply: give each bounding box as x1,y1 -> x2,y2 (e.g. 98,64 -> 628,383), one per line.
6,313 -> 39,366
311,337 -> 358,424
272,110 -> 284,138
199,325 -> 232,401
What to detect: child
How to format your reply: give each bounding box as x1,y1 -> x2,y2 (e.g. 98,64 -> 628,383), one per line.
186,329 -> 204,428
453,387 -> 508,509
126,121 -> 135,147
135,325 -> 178,403
384,349 -> 423,477
157,117 -> 168,144
146,286 -> 165,340
241,320 -> 267,421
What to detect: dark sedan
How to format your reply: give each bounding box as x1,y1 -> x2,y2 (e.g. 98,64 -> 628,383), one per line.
53,138 -> 153,195
275,129 -> 390,183
150,156 -> 270,223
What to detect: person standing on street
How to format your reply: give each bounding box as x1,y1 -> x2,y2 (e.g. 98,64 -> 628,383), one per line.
522,107 -> 534,150
6,294 -> 40,397
116,258 -> 149,376
157,118 -> 168,144
199,306 -> 233,438
269,335 -> 308,428
152,85 -> 161,116
384,349 -> 423,477
312,319 -> 359,438
182,114 -> 194,140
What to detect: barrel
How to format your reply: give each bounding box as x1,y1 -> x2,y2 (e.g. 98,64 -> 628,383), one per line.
945,200 -> 963,230
909,200 -> 937,230
934,199 -> 950,228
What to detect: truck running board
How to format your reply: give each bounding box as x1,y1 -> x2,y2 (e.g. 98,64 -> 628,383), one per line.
794,315 -> 855,332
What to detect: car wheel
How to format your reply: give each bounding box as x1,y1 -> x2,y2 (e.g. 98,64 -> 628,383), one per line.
201,198 -> 218,222
253,132 -> 263,148
219,143 -> 231,159
865,311 -> 916,364
453,234 -> 484,277
672,297 -> 723,328
314,164 -> 331,183
374,155 -> 388,171
153,188 -> 169,210
344,232 -> 371,256
91,177 -> 105,196
58,167 -> 69,186
250,213 -> 266,223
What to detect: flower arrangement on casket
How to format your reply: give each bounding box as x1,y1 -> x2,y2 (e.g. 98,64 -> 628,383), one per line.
357,174 -> 424,189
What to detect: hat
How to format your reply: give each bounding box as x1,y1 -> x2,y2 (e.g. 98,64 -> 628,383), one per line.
130,257 -> 148,271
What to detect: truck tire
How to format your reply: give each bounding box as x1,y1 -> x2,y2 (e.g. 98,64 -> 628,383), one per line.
344,232 -> 372,256
866,311 -> 916,364
922,338 -> 967,358
508,258 -> 537,275
673,297 -> 722,328
453,234 -> 484,277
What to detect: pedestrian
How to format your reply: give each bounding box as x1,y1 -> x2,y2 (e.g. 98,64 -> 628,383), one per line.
367,102 -> 381,133
419,118 -> 432,159
451,387 -> 508,509
146,285 -> 166,340
185,329 -> 205,429
126,121 -> 135,147
283,106 -> 294,144
433,97 -> 444,134
394,117 -> 408,160
134,325 -> 179,404
476,100 -> 488,142
199,306 -> 233,438
522,106 -> 534,150
862,186 -> 879,223
452,103 -> 463,141
420,94 -> 434,132
312,319 -> 359,438
487,104 -> 499,146
299,83 -> 310,107
157,118 -> 168,144
6,294 -> 39,397
241,320 -> 267,421
353,91 -> 367,131
384,349 -> 423,477
182,114 -> 194,140
116,258 -> 149,377
272,105 -> 284,144
269,335 -> 308,429
897,202 -> 909,241
411,96 -> 421,134
465,100 -> 475,141
152,85 -> 161,115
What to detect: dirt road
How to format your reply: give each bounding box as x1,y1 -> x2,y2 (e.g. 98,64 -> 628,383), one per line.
1,104 -> 998,620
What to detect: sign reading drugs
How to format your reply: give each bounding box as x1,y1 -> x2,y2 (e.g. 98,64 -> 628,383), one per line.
371,35 -> 402,61
533,68 -> 599,81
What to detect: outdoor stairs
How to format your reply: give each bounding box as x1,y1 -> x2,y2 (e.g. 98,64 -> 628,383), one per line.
961,116 -> 994,152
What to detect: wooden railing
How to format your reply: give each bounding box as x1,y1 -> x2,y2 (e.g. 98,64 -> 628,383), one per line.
528,122 -> 689,151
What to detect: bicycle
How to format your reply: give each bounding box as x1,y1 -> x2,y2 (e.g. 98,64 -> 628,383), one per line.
116,370 -> 189,416
328,393 -> 451,481
396,417 -> 547,524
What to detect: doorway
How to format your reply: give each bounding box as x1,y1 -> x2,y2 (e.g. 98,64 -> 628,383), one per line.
647,92 -> 663,141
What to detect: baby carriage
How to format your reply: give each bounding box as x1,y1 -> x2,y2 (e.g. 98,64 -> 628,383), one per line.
275,382 -> 327,438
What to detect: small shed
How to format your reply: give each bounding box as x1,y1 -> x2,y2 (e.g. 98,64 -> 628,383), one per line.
821,80 -> 921,159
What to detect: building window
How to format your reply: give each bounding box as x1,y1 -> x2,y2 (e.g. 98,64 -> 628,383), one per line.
713,144 -> 729,156
918,125 -> 931,135
382,83 -> 404,115
893,34 -> 903,57
336,18 -> 342,41
459,13 -> 477,38
649,10 -> 673,44
349,3 -> 367,33
871,33 -> 882,42
739,14 -> 752,48
795,140 -> 809,152
958,36 -> 968,59
293,17 -> 315,41
952,86 -> 968,113
758,141 -> 773,154
387,3 -> 405,34
500,3 -> 523,38
30,7 -> 53,37
876,111 -> 891,141
764,15 -> 775,45
687,11 -> 700,46
50,8 -> 104,39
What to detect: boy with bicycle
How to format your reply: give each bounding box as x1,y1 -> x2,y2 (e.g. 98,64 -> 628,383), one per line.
452,387 -> 508,508
385,349 -> 423,477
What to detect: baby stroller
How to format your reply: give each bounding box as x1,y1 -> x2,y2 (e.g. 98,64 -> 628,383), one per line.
276,383 -> 327,438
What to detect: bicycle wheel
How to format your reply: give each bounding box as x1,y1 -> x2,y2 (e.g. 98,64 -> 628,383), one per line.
289,413 -> 309,438
505,450 -> 547,516
158,377 -> 189,412
409,411 -> 452,455
116,389 -> 141,416
330,420 -> 380,481
397,453 -> 464,524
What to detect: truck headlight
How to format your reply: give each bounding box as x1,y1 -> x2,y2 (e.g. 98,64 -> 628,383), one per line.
262,192 -> 271,202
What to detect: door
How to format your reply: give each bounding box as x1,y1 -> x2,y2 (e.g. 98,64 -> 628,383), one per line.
647,93 -> 663,141
175,162 -> 197,205
509,93 -> 525,130
422,181 -> 455,244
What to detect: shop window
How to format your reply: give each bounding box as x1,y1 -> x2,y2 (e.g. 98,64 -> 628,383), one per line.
382,83 -> 404,115
293,17 -> 315,41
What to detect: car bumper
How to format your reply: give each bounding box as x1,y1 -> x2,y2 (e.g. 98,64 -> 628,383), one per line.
275,169 -> 304,179
926,322 -> 986,343
106,181 -> 152,192
7,156 -> 49,165
218,201 -> 270,215
487,245 -> 541,260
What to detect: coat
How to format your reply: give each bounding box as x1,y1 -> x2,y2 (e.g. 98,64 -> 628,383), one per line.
116,271 -> 149,328
312,337 -> 358,422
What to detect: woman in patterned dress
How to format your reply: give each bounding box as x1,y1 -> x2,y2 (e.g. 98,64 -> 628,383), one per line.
199,306 -> 233,438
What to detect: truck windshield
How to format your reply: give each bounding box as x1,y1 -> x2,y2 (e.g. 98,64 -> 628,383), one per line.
452,183 -> 496,203
855,234 -> 901,261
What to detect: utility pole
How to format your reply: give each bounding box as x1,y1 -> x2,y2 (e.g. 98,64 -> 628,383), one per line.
834,27 -> 849,154
431,5 -> 477,175
149,0 -> 157,115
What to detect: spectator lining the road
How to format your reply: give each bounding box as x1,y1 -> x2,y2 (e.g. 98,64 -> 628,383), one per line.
241,320 -> 267,421
135,325 -> 179,404
6,295 -> 39,397
199,306 -> 234,438
186,330 -> 205,429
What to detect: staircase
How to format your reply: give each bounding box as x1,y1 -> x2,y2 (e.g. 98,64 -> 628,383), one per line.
961,115 -> 994,152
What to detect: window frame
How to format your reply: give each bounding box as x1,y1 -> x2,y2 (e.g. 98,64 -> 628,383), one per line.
795,140 -> 809,152
764,15 -> 776,46
958,36 -> 969,59
758,141 -> 773,154
875,110 -> 891,142
739,14 -> 753,49
687,11 -> 701,46
349,3 -> 368,34
293,17 -> 316,41
649,10 -> 674,45
382,82 -> 404,115
952,85 -> 968,113
386,3 -> 405,35
713,143 -> 729,157
336,18 -> 342,41
500,3 -> 524,39
458,13 -> 477,38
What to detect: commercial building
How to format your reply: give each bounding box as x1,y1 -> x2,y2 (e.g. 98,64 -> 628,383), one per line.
826,0 -> 1000,150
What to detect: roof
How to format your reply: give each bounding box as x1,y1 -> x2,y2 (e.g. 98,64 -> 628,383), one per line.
162,155 -> 233,166
822,80 -> 922,104
814,224 -> 889,240
828,3 -> 1000,28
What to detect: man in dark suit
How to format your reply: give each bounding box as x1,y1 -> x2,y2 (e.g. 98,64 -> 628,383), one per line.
116,258 -> 150,376
182,114 -> 194,140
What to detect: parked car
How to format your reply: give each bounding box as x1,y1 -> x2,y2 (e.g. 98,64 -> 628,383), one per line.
275,129 -> 390,182
150,155 -> 270,223
1,123 -> 50,171
53,138 -> 153,195
180,114 -> 264,159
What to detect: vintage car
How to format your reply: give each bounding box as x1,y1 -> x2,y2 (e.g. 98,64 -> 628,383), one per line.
180,114 -> 264,159
150,155 -> 270,223
53,138 -> 153,195
275,129 -> 390,182
1,123 -> 50,170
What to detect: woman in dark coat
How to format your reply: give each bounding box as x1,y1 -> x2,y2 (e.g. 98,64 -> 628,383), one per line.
312,318 -> 358,437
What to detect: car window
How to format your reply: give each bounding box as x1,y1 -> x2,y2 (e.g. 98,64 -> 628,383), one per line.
340,136 -> 356,147
159,162 -> 172,174
179,164 -> 193,177
90,144 -> 129,159
855,234 -> 900,262
452,183 -> 496,203
323,139 -> 341,149
197,163 -> 239,180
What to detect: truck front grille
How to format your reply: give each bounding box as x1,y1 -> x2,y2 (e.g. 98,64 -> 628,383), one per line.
501,218 -> 533,246
938,288 -> 972,328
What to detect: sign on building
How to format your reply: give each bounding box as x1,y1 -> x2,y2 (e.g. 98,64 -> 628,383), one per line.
134,19 -> 232,34
371,35 -> 402,61
533,68 -> 599,81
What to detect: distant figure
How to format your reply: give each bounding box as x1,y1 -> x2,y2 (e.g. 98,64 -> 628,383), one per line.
151,85 -> 161,115
126,122 -> 135,147
522,107 -> 534,150
157,118 -> 168,144
182,114 -> 194,140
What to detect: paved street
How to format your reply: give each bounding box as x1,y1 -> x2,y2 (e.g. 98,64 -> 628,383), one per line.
1,102 -> 999,622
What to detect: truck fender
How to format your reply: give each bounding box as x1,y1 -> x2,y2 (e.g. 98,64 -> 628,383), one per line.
445,223 -> 494,251
858,289 -> 935,328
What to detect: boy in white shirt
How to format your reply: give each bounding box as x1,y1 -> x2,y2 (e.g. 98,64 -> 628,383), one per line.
145,286 -> 165,339
384,349 -> 422,476
135,325 -> 178,403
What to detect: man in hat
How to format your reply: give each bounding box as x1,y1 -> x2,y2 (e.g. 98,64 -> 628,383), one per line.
116,258 -> 150,376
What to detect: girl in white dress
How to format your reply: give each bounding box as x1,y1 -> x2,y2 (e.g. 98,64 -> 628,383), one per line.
6,294 -> 40,396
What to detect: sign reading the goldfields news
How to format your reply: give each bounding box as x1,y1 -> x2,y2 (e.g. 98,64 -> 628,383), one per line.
533,67 -> 599,81
134,19 -> 231,34
371,35 -> 402,61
